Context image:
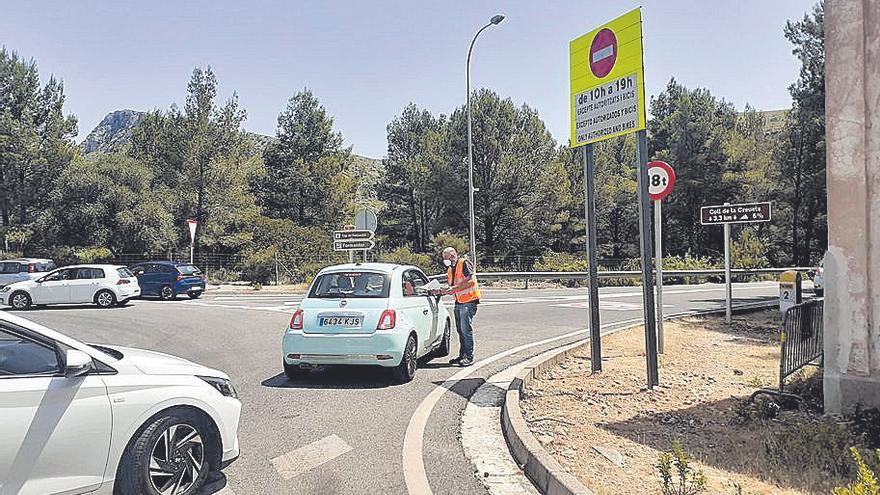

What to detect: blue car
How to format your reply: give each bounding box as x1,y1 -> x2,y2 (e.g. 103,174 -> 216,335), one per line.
129,261 -> 206,300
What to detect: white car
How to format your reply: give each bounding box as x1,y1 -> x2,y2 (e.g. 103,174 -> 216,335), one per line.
0,264 -> 141,310
0,311 -> 241,495
283,263 -> 452,383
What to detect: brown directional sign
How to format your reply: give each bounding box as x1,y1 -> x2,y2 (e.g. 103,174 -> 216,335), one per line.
333,239 -> 376,251
333,230 -> 374,241
701,202 -> 772,225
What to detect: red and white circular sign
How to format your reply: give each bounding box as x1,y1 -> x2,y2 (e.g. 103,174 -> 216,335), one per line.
589,28 -> 618,78
647,161 -> 675,200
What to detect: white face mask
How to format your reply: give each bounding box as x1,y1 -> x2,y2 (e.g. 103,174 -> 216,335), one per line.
443,259 -> 453,267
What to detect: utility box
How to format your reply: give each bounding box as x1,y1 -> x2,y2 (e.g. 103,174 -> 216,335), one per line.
779,270 -> 802,313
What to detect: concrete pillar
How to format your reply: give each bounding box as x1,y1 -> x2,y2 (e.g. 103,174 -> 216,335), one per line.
823,0 -> 880,414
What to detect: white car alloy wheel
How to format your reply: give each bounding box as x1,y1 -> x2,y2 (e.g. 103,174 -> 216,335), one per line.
149,423 -> 205,495
95,290 -> 116,308
10,292 -> 31,310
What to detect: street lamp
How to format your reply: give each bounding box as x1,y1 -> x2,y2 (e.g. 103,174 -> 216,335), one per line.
466,13 -> 505,271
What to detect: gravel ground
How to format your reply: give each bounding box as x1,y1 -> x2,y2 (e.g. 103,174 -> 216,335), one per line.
521,310 -> 845,495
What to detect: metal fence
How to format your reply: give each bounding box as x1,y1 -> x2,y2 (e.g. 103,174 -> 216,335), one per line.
752,299 -> 824,403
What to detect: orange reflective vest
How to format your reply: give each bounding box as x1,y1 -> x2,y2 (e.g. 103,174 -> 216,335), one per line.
447,258 -> 481,304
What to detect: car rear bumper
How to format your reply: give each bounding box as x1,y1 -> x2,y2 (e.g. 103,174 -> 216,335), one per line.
282,330 -> 406,367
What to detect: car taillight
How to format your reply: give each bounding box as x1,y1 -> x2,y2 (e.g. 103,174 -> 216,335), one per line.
117,279 -> 131,285
289,309 -> 304,330
377,309 -> 396,330
28,263 -> 35,273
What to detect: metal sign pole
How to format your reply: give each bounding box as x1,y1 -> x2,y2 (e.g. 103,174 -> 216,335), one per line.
654,199 -> 665,354
582,144 -> 602,372
724,203 -> 732,323
635,130 -> 659,388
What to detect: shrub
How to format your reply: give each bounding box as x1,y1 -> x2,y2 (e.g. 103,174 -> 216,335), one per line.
834,448 -> 880,495
765,421 -> 855,477
657,441 -> 707,495
378,246 -> 434,274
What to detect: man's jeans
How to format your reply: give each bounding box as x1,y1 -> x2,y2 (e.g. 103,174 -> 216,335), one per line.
453,301 -> 478,359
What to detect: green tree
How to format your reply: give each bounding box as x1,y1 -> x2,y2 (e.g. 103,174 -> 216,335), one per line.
39,153 -> 176,254
259,89 -> 355,228
774,1 -> 826,265
447,90 -> 557,258
130,66 -> 263,252
0,48 -> 77,234
380,104 -> 453,251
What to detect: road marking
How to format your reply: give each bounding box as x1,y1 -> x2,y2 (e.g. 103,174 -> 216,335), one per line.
271,434 -> 353,480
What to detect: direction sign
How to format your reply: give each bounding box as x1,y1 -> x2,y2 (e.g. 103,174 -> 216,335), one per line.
570,8 -> 646,147
701,202 -> 772,225
333,230 -> 374,241
647,161 -> 675,200
333,239 -> 376,251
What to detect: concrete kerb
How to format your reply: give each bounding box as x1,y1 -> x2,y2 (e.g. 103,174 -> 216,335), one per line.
501,300 -> 782,495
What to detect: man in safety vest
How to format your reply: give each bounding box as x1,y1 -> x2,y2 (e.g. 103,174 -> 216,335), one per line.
441,247 -> 481,366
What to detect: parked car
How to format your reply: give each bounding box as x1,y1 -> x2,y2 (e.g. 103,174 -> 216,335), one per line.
0,264 -> 140,310
0,311 -> 240,495
282,263 -> 451,384
0,258 -> 56,288
811,262 -> 824,297
129,261 -> 206,300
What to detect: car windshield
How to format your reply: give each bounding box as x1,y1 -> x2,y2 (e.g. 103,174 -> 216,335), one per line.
309,271 -> 390,298
176,264 -> 201,275
0,262 -> 21,274
117,268 -> 134,278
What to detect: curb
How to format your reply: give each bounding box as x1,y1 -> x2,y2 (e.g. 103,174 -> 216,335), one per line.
501,300 -> 781,495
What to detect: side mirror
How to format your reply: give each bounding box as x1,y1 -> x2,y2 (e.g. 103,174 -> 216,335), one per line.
64,349 -> 92,378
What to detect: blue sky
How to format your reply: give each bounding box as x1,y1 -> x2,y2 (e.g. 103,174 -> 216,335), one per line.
3,1 -> 816,158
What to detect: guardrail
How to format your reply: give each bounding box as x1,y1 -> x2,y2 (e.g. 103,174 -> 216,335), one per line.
431,267 -> 812,281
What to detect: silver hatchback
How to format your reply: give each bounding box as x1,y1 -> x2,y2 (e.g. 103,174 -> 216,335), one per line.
0,259 -> 56,288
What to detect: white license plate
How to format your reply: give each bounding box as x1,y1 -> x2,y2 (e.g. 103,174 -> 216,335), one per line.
320,316 -> 362,327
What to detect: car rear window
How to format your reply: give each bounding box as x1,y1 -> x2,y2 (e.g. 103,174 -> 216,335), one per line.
117,268 -> 134,278
309,271 -> 390,298
176,264 -> 201,276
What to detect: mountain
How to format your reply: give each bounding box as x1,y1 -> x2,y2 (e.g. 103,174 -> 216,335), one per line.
80,109 -> 145,154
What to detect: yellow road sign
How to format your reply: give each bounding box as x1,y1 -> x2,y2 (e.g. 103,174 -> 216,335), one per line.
570,8 -> 646,147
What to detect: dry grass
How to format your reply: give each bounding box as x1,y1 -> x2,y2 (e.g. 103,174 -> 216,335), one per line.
521,310 -> 852,495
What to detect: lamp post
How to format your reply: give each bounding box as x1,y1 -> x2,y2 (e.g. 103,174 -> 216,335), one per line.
467,13 -> 505,270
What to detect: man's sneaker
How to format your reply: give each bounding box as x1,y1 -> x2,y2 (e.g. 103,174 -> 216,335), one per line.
449,356 -> 463,365
458,356 -> 474,367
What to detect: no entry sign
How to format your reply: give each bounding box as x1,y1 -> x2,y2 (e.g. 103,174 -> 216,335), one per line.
590,28 -> 617,78
647,161 -> 675,200
570,8 -> 646,147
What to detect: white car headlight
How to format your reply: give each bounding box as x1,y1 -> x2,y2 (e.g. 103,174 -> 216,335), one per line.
198,376 -> 238,398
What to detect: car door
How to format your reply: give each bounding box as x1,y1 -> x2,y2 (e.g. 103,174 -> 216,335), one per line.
68,268 -> 103,304
0,323 -> 113,495
400,270 -> 434,354
30,269 -> 72,304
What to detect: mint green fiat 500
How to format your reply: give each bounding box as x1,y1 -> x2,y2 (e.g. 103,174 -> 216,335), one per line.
282,263 -> 451,383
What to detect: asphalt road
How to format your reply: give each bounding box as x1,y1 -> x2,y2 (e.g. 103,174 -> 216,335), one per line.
12,281 -> 786,495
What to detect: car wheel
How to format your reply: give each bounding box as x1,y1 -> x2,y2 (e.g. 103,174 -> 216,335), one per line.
95,290 -> 117,308
188,292 -> 202,300
160,286 -> 177,301
9,291 -> 32,310
393,334 -> 418,384
117,412 -> 210,495
283,360 -> 307,380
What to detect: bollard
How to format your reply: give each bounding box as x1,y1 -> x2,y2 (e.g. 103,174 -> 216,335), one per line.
779,270 -> 802,313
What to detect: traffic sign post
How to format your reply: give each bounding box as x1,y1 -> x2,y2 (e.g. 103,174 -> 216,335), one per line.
570,8 -> 656,387
700,201 -> 772,322
648,161 -> 675,354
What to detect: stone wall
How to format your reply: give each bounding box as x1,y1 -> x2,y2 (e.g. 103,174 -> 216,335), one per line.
823,0 -> 880,413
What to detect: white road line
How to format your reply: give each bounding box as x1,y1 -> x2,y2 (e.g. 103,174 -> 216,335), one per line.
402,318 -> 641,495
271,434 -> 353,480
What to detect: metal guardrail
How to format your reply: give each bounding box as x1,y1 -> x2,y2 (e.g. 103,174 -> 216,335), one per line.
430,267 -> 812,281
